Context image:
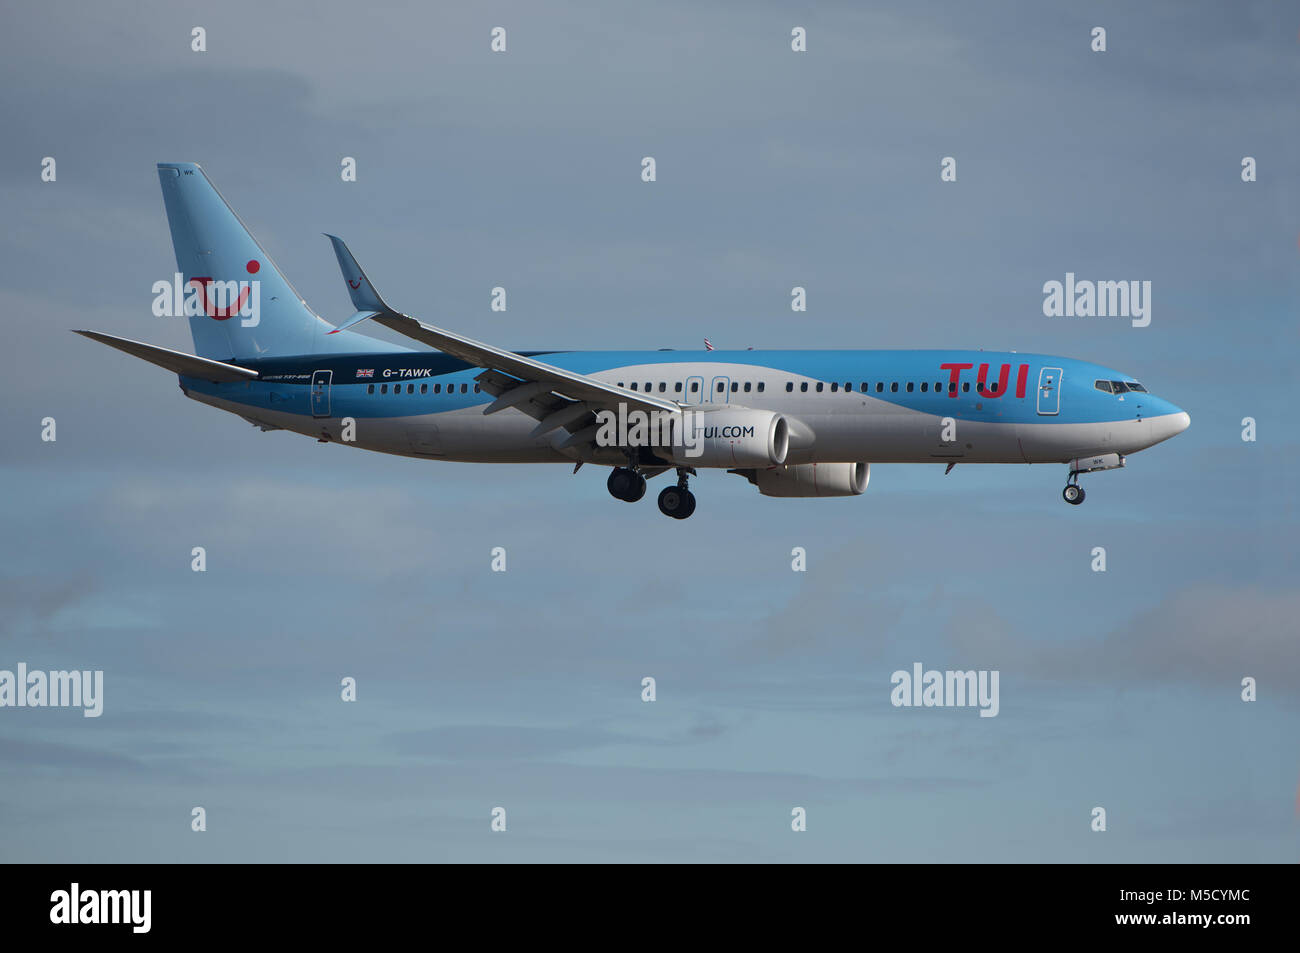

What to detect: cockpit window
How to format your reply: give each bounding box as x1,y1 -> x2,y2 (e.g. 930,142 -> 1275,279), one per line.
1126,382 -> 1147,392
1094,380 -> 1113,393
1109,380 -> 1129,393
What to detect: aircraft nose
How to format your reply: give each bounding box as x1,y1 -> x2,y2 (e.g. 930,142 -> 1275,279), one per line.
1148,405 -> 1190,445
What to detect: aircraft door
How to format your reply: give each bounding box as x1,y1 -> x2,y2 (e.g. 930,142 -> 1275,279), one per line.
311,369 -> 332,417
1036,367 -> 1062,416
709,375 -> 731,404
684,375 -> 704,404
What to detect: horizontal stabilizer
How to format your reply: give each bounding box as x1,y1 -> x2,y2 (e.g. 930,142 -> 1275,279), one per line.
73,330 -> 259,382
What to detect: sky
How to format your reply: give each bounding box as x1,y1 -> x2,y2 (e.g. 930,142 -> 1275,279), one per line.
0,0 -> 1297,862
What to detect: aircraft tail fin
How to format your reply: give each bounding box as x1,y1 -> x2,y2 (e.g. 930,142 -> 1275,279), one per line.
156,163 -> 394,360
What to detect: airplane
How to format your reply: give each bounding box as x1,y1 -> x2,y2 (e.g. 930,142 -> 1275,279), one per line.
76,163 -> 1190,519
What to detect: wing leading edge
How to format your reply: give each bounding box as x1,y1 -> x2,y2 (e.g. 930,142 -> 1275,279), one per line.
324,235 -> 679,441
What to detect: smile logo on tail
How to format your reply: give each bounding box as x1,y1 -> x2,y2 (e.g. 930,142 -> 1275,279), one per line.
348,277 -> 362,289
188,274 -> 254,320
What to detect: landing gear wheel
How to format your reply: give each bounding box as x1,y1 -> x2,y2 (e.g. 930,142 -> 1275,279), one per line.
1062,484 -> 1085,505
607,467 -> 645,502
657,486 -> 696,519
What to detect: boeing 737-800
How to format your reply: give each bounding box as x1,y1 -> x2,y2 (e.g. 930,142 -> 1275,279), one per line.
76,163 -> 1190,519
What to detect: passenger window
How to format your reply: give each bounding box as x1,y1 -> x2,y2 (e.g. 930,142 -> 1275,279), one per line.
645,382 -> 651,391
815,382 -> 824,392
830,382 -> 839,392
963,382 -> 970,392
786,382 -> 794,392
420,383 -> 427,394
949,382 -> 956,393
461,383 -> 468,393
690,381 -> 699,393
474,384 -> 481,393
757,382 -> 765,392
976,382 -> 984,392
659,382 -> 666,392
890,382 -> 898,393
861,382 -> 869,392
921,382 -> 928,392
716,382 -> 725,393
631,383 -> 638,390
730,382 -> 738,392
800,382 -> 809,392
906,382 -> 914,392
367,384 -> 375,394
844,382 -> 853,392
381,384 -> 388,394
743,382 -> 752,392
407,384 -> 414,394
876,383 -> 883,393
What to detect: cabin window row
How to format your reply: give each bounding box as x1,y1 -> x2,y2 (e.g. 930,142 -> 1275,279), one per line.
615,381 -> 768,394
365,382 -> 481,395
783,380 -> 1005,394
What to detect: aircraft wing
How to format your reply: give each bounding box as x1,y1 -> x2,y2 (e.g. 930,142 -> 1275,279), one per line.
325,236 -> 678,442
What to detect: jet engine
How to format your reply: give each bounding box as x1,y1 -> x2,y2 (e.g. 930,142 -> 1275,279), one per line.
661,409 -> 788,468
740,462 -> 870,497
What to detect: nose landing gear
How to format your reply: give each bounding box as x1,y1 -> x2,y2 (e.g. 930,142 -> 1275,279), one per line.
1062,473 -> 1086,505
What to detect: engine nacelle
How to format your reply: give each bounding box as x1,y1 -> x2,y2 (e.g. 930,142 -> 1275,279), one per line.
661,409 -> 789,468
745,462 -> 870,498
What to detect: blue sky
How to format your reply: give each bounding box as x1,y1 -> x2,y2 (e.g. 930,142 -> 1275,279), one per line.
0,0 -> 1297,861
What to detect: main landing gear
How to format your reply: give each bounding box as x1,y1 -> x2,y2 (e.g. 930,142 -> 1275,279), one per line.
1062,473 -> 1086,506
607,466 -> 646,503
657,469 -> 697,520
607,466 -> 697,518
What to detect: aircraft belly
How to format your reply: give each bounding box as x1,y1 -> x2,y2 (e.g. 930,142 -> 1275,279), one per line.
813,405 -> 1027,464
189,388 -> 1155,468
1016,419 -> 1143,462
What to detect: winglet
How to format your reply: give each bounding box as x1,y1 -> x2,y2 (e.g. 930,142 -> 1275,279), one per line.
325,234 -> 392,317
